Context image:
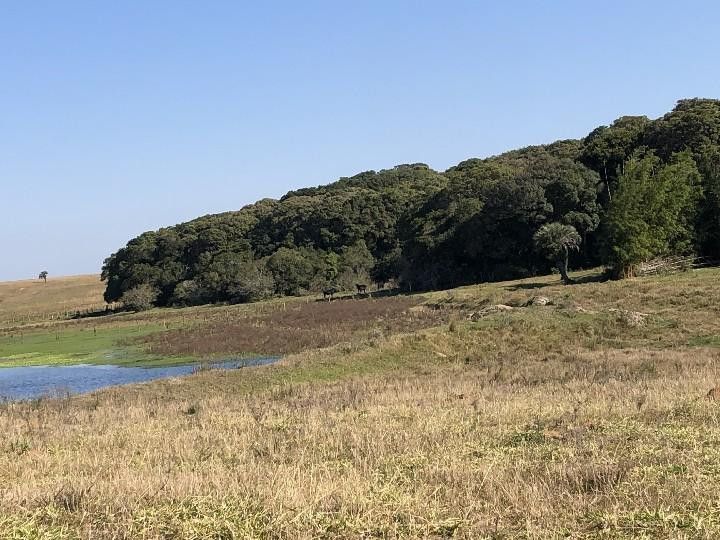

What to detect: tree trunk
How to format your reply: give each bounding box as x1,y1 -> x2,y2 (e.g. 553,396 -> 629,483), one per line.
603,161 -> 612,202
557,249 -> 574,285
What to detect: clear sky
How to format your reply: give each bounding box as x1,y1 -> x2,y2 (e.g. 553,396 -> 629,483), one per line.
1,1 -> 719,281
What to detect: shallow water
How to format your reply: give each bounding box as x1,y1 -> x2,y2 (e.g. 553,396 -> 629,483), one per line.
0,357 -> 278,401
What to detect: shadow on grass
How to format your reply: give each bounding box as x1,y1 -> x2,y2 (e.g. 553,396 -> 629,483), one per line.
504,270 -> 608,291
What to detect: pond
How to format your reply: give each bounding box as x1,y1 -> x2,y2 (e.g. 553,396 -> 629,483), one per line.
0,357 -> 278,401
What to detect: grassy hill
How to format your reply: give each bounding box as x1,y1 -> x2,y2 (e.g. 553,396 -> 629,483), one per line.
1,268 -> 720,537
0,274 -> 105,326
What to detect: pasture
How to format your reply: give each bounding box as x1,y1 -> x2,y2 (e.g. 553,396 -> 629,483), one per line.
0,274 -> 106,326
1,269 -> 720,537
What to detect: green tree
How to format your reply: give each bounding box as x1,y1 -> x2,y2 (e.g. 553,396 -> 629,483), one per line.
695,145 -> 720,258
38,271 -> 48,284
170,280 -> 204,306
645,99 -> 720,160
401,149 -> 600,289
267,247 -> 316,296
603,151 -> 701,277
98,99 -> 720,302
324,251 -> 340,282
339,240 -> 374,286
371,247 -> 402,287
580,116 -> 650,203
533,223 -> 581,284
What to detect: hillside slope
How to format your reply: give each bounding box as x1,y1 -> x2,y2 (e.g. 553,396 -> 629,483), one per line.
0,275 -> 104,326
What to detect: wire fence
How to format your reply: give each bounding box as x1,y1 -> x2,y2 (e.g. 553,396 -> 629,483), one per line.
0,303 -> 122,326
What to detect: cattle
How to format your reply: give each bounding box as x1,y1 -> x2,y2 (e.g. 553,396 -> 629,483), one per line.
322,287 -> 337,301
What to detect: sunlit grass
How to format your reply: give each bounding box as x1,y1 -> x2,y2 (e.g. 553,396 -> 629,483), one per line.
1,268 -> 720,537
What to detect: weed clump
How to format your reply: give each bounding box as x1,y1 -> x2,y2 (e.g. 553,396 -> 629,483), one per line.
183,403 -> 200,415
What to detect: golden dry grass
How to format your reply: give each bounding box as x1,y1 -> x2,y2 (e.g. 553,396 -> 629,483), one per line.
2,269 -> 720,538
0,275 -> 105,326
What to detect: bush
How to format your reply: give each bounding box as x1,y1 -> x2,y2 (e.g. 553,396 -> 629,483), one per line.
267,248 -> 316,296
228,265 -> 276,303
170,280 -> 204,306
121,283 -> 159,311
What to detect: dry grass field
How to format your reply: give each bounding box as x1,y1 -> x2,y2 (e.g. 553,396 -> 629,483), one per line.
0,275 -> 105,326
1,269 -> 720,538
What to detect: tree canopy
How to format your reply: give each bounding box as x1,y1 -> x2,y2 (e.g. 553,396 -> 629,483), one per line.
603,151 -> 701,276
533,223 -> 582,284
102,99 -> 720,306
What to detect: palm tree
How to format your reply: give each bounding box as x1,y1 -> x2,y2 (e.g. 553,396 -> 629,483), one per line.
533,223 -> 581,284
38,271 -> 48,284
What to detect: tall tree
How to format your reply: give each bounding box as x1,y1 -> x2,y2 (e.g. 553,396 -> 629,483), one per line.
580,116 -> 650,203
533,223 -> 581,284
696,145 -> 720,258
603,151 -> 701,276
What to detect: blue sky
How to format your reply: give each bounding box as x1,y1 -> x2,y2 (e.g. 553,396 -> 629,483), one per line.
1,1 -> 719,281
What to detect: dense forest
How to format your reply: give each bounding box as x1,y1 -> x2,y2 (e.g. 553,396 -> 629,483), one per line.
102,99 -> 720,308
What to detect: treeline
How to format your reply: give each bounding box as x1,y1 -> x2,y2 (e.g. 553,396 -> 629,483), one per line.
102,99 -> 720,308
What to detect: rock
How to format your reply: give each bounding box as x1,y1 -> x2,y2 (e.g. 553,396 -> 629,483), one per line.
527,295 -> 552,306
609,308 -> 648,327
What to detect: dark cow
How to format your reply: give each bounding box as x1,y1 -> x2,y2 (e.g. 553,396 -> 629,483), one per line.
322,287 -> 337,301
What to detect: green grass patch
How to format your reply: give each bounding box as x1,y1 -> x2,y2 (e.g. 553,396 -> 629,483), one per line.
0,324 -> 194,367
688,334 -> 720,347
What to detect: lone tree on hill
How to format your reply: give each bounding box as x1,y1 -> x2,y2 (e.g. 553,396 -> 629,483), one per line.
38,271 -> 48,284
533,223 -> 582,285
